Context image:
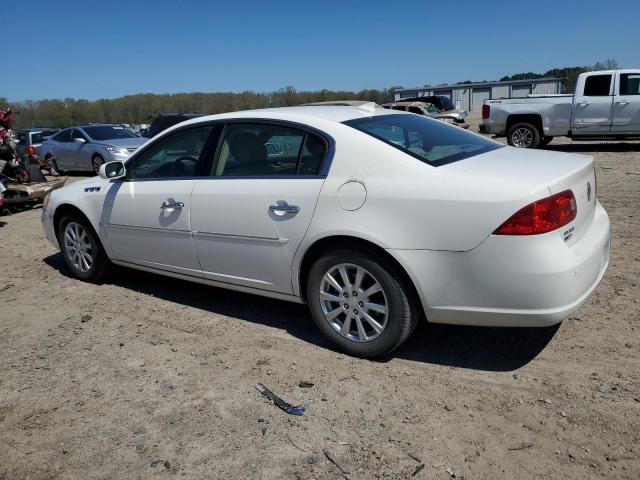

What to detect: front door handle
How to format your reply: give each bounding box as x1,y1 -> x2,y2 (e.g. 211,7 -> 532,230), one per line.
161,200 -> 184,210
269,202 -> 300,215
578,101 -> 590,106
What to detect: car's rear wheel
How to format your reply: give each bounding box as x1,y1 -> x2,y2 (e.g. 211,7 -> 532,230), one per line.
307,248 -> 419,357
57,215 -> 110,282
48,155 -> 63,174
507,122 -> 541,148
92,154 -> 104,175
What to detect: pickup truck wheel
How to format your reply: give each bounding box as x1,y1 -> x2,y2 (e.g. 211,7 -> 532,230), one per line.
540,136 -> 554,146
507,123 -> 540,148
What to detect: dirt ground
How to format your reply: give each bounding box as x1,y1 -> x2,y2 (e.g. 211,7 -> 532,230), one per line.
1,114 -> 638,480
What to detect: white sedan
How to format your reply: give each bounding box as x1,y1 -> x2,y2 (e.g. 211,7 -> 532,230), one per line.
41,104 -> 610,357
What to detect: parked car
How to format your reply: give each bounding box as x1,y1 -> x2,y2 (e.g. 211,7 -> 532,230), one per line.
397,95 -> 468,121
148,113 -> 204,138
40,124 -> 147,174
15,129 -> 45,157
41,105 -> 610,357
480,69 -> 640,148
382,101 -> 469,127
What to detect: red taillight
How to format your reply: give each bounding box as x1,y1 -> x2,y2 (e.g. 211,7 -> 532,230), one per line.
494,190 -> 577,235
26,145 -> 36,155
482,104 -> 490,119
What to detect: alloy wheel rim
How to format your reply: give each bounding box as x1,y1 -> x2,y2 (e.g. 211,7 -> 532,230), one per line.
93,157 -> 103,173
63,222 -> 93,273
512,127 -> 533,147
319,263 -> 388,342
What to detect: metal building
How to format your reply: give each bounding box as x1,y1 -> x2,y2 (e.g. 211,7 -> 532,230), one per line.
394,77 -> 563,111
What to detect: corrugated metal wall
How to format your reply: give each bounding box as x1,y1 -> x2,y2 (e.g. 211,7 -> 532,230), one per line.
532,82 -> 560,94
396,80 -> 562,106
492,85 -> 510,99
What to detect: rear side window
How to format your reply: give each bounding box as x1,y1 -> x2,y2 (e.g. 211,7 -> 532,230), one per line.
212,123 -> 326,177
584,75 -> 612,96
30,132 -> 43,144
344,114 -> 502,166
52,129 -> 72,142
620,73 -> 640,95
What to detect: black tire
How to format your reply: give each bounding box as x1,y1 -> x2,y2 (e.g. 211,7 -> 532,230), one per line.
92,154 -> 105,175
306,248 -> 419,358
507,122 -> 541,149
47,155 -> 63,174
539,136 -> 554,146
57,214 -> 110,282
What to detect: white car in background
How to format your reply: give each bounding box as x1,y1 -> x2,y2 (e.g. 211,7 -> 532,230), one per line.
41,105 -> 610,357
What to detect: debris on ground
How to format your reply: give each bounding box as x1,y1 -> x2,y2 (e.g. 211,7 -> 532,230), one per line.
298,380 -> 314,388
508,442 -> 534,451
323,448 -> 351,475
80,315 -> 91,323
255,383 -> 305,415
0,284 -> 14,293
412,463 -> 425,477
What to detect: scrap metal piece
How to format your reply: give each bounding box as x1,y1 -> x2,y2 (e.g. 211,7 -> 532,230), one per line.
255,383 -> 305,416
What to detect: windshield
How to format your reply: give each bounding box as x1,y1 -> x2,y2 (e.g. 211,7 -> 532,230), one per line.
343,114 -> 502,166
82,125 -> 138,141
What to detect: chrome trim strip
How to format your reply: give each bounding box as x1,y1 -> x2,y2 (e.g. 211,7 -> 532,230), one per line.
107,223 -> 191,235
193,230 -> 289,245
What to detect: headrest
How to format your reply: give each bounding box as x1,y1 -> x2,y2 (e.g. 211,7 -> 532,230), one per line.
229,132 -> 266,164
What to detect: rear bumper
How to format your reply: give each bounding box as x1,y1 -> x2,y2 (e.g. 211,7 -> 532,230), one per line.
389,201 -> 610,327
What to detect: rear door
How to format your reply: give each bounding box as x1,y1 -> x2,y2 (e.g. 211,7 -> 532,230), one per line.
103,124 -> 217,275
47,129 -> 73,168
573,73 -> 614,133
612,71 -> 640,134
190,122 -> 329,294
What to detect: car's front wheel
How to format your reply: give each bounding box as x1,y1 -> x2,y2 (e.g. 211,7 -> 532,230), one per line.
307,248 -> 419,357
57,215 -> 110,282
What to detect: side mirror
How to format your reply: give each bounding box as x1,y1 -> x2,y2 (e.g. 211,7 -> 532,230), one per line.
99,161 -> 126,180
73,137 -> 86,144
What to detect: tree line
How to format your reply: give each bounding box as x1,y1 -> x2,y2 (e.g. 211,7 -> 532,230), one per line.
2,59 -> 620,129
2,87 -> 401,129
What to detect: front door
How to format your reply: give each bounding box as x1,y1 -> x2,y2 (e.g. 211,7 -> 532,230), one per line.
573,73 -> 614,133
48,129 -> 73,169
190,122 -> 328,293
612,71 -> 640,134
103,124 -> 216,276
69,128 -> 88,168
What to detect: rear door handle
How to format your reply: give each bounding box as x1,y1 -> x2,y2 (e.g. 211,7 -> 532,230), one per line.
161,200 -> 184,209
578,102 -> 590,106
269,202 -> 300,215
616,100 -> 629,105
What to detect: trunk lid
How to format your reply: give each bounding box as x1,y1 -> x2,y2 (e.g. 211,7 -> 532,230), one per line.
442,146 -> 595,246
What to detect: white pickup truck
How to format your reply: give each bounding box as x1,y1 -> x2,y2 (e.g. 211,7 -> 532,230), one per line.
480,69 -> 640,148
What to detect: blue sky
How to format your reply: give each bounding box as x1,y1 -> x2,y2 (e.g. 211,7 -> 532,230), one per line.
2,0 -> 638,101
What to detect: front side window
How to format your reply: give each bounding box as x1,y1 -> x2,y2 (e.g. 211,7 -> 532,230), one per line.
344,114 -> 502,166
213,124 -> 325,176
584,75 -> 612,96
127,126 -> 213,179
72,129 -> 87,142
83,125 -> 138,141
408,106 -> 424,115
30,132 -> 43,144
620,73 -> 640,95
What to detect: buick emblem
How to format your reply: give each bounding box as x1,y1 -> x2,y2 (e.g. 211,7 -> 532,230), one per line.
587,182 -> 592,202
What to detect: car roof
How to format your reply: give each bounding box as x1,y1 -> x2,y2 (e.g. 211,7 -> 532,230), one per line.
184,105 -> 403,126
